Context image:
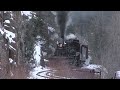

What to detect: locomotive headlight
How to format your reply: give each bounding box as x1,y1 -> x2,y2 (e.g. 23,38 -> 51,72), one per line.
60,43 -> 62,47
64,42 -> 66,44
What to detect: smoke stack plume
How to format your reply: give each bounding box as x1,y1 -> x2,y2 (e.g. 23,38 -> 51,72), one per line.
57,11 -> 68,44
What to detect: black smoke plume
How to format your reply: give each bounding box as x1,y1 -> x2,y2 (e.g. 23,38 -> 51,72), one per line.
57,11 -> 68,44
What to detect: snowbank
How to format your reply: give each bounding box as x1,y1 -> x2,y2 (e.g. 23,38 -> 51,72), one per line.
29,40 -> 53,79
44,59 -> 49,62
81,64 -> 108,79
33,41 -> 41,67
82,64 -> 101,71
29,66 -> 50,79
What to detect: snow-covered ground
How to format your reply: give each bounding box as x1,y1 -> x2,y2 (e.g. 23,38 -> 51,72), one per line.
28,41 -> 52,79
29,66 -> 51,79
81,64 -> 108,79
28,39 -> 108,79
33,41 -> 41,67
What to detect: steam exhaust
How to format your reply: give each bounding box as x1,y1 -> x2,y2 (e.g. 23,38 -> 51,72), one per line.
57,11 -> 68,44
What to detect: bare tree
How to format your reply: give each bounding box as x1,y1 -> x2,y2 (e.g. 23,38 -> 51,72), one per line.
12,11 -> 24,65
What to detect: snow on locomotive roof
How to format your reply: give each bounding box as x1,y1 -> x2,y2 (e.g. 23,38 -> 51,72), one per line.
66,33 -> 77,40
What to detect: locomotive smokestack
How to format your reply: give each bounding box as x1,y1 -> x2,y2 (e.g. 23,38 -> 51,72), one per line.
57,11 -> 68,44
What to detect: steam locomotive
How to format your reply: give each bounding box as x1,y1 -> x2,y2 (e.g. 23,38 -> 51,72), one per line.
54,12 -> 89,67
54,38 -> 89,67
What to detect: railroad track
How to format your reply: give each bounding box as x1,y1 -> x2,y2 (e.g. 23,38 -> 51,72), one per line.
36,68 -> 92,79
36,69 -> 71,79
37,57 -> 101,79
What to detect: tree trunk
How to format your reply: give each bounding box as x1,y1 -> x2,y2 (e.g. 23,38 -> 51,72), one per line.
12,11 -> 23,65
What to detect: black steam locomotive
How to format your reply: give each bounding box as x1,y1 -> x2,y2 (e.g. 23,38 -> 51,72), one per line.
54,38 -> 88,67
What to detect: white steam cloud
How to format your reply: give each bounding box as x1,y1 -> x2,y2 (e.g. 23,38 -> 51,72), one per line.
65,33 -> 77,40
